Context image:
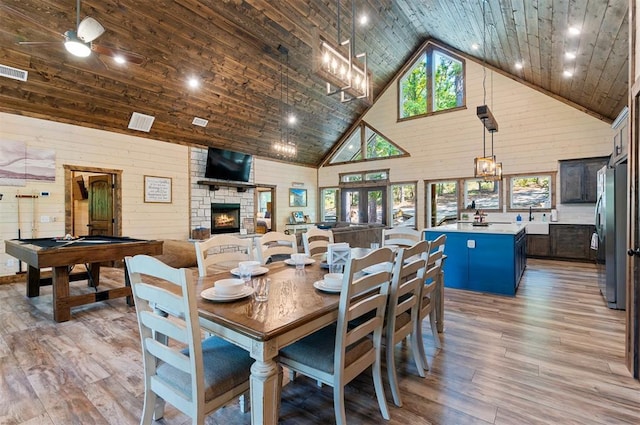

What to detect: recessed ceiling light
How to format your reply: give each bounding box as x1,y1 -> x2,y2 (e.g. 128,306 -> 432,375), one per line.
565,52 -> 577,60
568,26 -> 581,36
188,77 -> 199,88
515,61 -> 524,70
359,14 -> 368,25
563,70 -> 573,77
471,43 -> 480,50
287,114 -> 297,125
113,55 -> 126,64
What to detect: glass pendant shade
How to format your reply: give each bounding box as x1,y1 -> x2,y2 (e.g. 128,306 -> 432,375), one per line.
474,155 -> 496,178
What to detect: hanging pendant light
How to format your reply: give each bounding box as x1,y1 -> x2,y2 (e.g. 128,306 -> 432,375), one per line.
273,45 -> 297,157
313,0 -> 372,104
474,0 -> 502,181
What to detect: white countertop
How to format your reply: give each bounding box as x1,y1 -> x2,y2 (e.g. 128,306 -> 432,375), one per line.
426,222 -> 526,235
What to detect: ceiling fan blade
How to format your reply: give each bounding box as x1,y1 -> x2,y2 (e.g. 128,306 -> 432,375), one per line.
77,17 -> 105,43
18,41 -> 62,46
91,44 -> 146,65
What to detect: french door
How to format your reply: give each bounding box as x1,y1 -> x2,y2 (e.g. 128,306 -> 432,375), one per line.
341,186 -> 387,224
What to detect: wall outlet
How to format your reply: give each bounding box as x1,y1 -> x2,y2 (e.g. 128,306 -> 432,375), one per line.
40,216 -> 50,223
6,259 -> 15,267
467,240 -> 476,248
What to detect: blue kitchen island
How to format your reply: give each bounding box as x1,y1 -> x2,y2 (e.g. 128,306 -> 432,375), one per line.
425,223 -> 527,296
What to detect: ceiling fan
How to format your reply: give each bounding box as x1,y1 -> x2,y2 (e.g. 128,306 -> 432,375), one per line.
3,0 -> 145,65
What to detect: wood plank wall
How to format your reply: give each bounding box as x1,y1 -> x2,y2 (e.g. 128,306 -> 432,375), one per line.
318,58 -> 615,227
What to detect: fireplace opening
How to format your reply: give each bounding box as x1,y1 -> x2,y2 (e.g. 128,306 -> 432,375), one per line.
211,203 -> 241,234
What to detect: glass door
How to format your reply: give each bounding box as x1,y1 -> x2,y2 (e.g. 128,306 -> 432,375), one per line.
341,186 -> 386,224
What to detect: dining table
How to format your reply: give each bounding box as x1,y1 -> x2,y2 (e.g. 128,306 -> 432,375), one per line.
195,258 -> 341,424
192,247 -> 444,424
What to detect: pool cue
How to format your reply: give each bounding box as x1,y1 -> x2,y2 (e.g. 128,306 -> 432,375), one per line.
15,193 -> 39,273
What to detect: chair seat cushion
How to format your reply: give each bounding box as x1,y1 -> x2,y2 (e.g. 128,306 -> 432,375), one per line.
157,336 -> 252,401
279,324 -> 373,374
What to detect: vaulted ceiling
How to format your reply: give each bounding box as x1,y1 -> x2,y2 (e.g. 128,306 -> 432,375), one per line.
0,0 -> 629,167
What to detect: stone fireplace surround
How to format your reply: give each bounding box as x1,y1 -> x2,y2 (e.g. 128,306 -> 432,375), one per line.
190,148 -> 255,238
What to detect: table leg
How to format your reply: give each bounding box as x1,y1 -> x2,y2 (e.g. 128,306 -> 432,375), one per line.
26,265 -> 41,297
52,266 -> 71,322
87,263 -> 100,288
250,357 -> 281,424
436,270 -> 444,333
124,262 -> 134,306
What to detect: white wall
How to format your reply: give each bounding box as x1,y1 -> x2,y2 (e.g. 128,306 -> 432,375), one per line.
0,112 -> 190,276
318,56 -> 615,227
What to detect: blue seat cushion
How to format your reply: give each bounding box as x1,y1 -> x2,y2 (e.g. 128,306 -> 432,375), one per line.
279,324 -> 373,374
156,336 -> 252,401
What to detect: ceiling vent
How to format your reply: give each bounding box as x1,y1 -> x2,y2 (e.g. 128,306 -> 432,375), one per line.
192,117 -> 208,127
128,112 -> 155,132
0,64 -> 28,82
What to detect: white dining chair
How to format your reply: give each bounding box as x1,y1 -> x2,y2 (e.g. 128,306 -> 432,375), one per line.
327,242 -> 350,271
279,247 -> 395,425
382,226 -> 421,247
415,234 -> 446,372
195,234 -> 254,276
125,254 -> 252,425
255,231 -> 297,264
302,227 -> 334,258
385,240 -> 429,406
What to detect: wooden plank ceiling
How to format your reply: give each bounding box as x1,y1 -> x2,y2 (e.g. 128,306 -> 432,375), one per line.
0,0 -> 629,166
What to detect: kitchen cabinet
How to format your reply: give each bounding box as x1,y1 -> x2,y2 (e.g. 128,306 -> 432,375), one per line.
559,157 -> 608,203
550,224 -> 596,261
526,234 -> 551,257
425,223 -> 526,296
612,106 -> 628,165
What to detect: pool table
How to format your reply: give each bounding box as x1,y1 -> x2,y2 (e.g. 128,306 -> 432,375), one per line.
5,236 -> 163,322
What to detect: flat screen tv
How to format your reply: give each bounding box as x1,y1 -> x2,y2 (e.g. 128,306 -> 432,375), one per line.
204,147 -> 253,182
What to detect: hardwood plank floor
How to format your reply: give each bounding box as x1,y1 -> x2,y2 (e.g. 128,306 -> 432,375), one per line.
0,259 -> 638,424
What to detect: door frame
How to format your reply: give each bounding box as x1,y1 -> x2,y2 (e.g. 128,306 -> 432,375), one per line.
340,185 -> 387,224
628,0 -> 639,379
63,165 -> 122,237
255,184 -> 277,231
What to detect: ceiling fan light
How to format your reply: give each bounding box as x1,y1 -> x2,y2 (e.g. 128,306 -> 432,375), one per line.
64,32 -> 91,57
77,17 -> 105,43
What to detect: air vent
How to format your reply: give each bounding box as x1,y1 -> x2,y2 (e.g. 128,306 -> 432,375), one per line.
192,117 -> 208,127
128,112 -> 155,132
0,64 -> 28,82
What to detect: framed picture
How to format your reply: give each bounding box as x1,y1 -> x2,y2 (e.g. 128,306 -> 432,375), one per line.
144,175 -> 172,203
289,188 -> 307,207
292,211 -> 305,223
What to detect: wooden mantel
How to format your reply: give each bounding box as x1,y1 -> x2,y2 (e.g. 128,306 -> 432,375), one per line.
197,180 -> 256,192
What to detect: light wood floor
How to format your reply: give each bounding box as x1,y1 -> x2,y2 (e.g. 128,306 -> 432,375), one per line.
1,259 -> 639,425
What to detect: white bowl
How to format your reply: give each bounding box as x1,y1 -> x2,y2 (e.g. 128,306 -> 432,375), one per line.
238,260 -> 260,271
290,253 -> 308,264
323,273 -> 343,289
215,278 -> 245,296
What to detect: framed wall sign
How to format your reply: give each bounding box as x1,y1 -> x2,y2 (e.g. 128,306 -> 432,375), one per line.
144,175 -> 172,203
289,188 -> 307,207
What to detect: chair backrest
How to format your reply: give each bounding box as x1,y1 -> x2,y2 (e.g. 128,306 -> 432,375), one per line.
387,240 -> 429,341
327,242 -> 350,269
383,227 -> 421,247
426,234 -> 446,268
125,254 -> 206,416
256,231 -> 297,264
335,247 -> 395,378
302,227 -> 334,257
195,234 -> 254,276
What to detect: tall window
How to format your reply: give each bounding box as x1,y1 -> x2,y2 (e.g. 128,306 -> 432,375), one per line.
508,174 -> 555,210
320,188 -> 339,222
399,44 -> 465,119
391,183 -> 417,228
429,181 -> 458,227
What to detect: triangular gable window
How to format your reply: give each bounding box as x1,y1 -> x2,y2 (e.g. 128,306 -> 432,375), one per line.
329,121 -> 408,164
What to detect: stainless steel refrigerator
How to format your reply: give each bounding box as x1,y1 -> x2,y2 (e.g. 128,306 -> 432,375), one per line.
595,162 -> 627,309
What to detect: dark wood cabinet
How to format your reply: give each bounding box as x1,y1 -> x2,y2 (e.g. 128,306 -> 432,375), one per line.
526,234 -> 550,257
559,157 -> 608,203
526,224 -> 596,262
550,224 -> 596,261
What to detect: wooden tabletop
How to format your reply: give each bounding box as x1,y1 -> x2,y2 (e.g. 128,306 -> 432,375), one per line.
195,261 -> 341,341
